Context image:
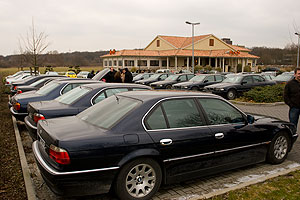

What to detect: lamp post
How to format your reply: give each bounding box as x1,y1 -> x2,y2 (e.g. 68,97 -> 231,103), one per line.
296,32 -> 300,67
186,21 -> 200,74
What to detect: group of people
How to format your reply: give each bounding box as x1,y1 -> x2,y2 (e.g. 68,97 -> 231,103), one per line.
105,67 -> 133,83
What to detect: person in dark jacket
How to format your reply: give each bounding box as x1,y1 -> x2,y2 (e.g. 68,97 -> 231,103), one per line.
284,67 -> 300,128
87,70 -> 95,79
106,67 -> 116,82
114,69 -> 122,83
124,68 -> 133,83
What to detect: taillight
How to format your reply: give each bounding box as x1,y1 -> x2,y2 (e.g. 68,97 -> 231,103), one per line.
13,86 -> 17,90
49,144 -> 70,165
33,113 -> 45,123
13,103 -> 21,111
6,81 -> 9,84
17,90 -> 22,94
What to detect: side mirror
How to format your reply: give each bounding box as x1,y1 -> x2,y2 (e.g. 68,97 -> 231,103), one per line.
241,81 -> 247,85
158,78 -> 161,81
247,115 -> 255,124
204,80 -> 208,83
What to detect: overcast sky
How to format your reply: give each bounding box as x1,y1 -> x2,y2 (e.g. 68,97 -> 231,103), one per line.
1,0 -> 300,56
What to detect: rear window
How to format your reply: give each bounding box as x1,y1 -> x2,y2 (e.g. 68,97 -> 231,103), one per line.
36,82 -> 60,95
77,96 -> 141,129
55,86 -> 91,105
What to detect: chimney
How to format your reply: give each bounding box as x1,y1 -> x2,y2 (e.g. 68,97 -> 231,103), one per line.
222,38 -> 232,45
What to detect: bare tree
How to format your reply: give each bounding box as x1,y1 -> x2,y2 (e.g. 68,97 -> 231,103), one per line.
19,19 -> 50,74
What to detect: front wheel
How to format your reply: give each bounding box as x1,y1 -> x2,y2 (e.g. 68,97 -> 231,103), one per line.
191,86 -> 198,91
267,132 -> 290,164
114,158 -> 162,200
226,89 -> 237,100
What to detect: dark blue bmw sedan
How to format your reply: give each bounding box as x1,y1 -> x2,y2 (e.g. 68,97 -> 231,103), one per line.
10,79 -> 99,121
33,91 -> 297,200
25,83 -> 151,140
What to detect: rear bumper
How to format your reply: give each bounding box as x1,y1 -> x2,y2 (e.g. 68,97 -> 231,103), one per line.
10,107 -> 27,121
32,141 -> 118,196
24,116 -> 38,140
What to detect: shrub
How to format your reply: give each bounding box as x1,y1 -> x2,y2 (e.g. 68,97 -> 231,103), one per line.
244,65 -> 251,72
194,65 -> 203,73
215,67 -> 222,72
204,65 -> 212,71
242,84 -> 285,103
131,67 -> 137,72
237,64 -> 242,72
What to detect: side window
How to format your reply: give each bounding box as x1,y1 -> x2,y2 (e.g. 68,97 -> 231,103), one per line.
198,98 -> 245,125
178,75 -> 187,81
187,74 -> 194,80
61,84 -> 73,94
241,76 -> 253,85
93,91 -> 106,104
146,106 -> 167,130
105,88 -> 128,97
253,75 -> 265,83
215,75 -> 223,81
160,74 -> 168,80
162,99 -> 205,128
204,76 -> 214,82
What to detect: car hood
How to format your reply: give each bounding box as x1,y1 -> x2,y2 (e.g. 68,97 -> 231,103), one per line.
151,80 -> 175,85
38,116 -> 117,151
205,82 -> 238,89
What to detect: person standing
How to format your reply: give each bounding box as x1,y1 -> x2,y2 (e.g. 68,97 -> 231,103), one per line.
284,67 -> 300,128
87,70 -> 95,79
124,68 -> 133,83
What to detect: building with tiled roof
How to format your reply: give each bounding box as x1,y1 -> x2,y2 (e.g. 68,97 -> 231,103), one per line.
101,34 -> 259,72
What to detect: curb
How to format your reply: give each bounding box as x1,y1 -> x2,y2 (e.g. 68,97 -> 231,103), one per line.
12,116 -> 37,200
230,100 -> 285,106
192,165 -> 300,200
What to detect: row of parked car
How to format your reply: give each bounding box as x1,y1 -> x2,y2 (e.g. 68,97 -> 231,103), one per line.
5,69 -> 298,200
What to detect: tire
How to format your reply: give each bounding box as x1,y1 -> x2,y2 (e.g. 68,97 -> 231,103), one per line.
114,158 -> 162,200
266,132 -> 290,164
226,89 -> 237,100
191,86 -> 198,91
166,85 -> 172,89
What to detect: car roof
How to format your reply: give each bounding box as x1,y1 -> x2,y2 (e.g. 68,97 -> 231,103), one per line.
52,79 -> 99,84
82,83 -> 151,89
117,90 -> 217,102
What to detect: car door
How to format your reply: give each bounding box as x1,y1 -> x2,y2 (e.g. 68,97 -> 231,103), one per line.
253,75 -> 268,87
198,98 -> 267,169
238,75 -> 254,92
203,75 -> 215,87
144,98 -> 215,181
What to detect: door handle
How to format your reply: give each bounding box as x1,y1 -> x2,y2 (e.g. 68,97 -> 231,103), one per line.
160,139 -> 173,146
215,133 -> 224,139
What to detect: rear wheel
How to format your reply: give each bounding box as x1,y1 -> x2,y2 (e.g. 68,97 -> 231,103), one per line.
267,132 -> 290,164
226,89 -> 237,100
114,158 -> 162,200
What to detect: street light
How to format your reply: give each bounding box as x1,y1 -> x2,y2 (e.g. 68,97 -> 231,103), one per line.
186,21 -> 200,74
296,32 -> 300,67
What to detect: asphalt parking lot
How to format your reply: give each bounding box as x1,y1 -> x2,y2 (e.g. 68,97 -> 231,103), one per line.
16,102 -> 300,200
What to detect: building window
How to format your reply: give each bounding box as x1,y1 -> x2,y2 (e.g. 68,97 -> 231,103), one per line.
113,60 -> 117,66
104,61 -> 108,66
138,60 -> 147,66
125,60 -> 134,66
162,60 -> 167,67
209,39 -> 214,46
118,60 -> 123,67
150,60 -> 159,66
157,40 -> 160,47
109,61 -> 112,66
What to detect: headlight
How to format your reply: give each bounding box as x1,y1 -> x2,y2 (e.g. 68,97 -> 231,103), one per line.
220,88 -> 225,91
184,86 -> 188,89
159,85 -> 163,87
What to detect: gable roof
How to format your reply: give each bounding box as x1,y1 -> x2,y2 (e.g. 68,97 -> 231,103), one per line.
158,34 -> 211,49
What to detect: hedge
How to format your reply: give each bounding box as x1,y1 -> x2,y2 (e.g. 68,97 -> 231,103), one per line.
242,84 -> 285,103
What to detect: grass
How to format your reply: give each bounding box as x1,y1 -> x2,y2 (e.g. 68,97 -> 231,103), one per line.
209,170 -> 300,200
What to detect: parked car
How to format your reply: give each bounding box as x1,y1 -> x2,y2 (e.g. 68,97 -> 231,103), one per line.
136,73 -> 170,85
156,69 -> 170,73
6,73 -> 33,86
45,71 -> 59,75
9,75 -> 66,96
173,74 -> 225,91
25,83 -> 151,140
33,90 -> 298,199
9,79 -> 98,121
150,74 -> 195,89
5,70 -> 32,83
77,71 -> 90,78
11,76 -> 67,96
132,73 -> 154,82
273,72 -> 294,84
65,71 -> 77,78
261,74 -> 276,81
204,74 -> 276,100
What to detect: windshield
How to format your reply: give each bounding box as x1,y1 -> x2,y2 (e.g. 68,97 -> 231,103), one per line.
36,81 -> 60,95
78,96 -> 141,129
147,74 -> 161,80
55,86 -> 91,105
165,75 -> 179,81
223,75 -> 243,83
189,75 -> 206,82
30,78 -> 46,87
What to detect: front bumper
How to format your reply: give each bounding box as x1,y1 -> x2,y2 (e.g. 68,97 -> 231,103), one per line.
32,141 -> 119,196
24,116 -> 37,140
10,107 -> 27,121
